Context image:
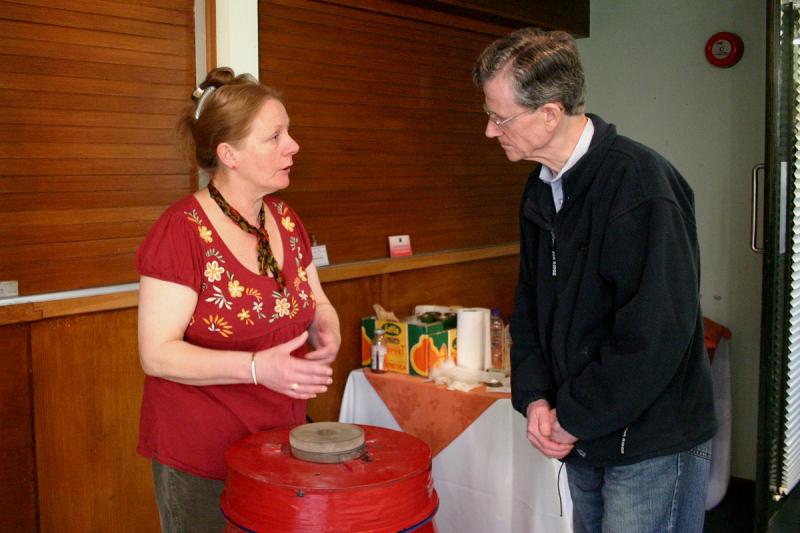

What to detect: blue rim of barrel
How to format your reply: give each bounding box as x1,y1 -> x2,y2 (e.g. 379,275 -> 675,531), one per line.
397,505 -> 438,532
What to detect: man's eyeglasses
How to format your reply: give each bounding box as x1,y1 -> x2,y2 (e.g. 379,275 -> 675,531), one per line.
484,107 -> 532,130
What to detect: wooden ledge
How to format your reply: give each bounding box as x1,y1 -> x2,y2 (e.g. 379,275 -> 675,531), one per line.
318,242 -> 518,283
0,243 -> 518,326
0,291 -> 140,327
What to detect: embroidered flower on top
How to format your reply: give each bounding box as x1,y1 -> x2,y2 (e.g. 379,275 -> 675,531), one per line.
281,216 -> 295,232
184,210 -> 214,243
203,314 -> 232,337
198,226 -> 213,243
228,279 -> 244,298
205,260 -> 225,282
269,288 -> 299,323
274,298 -> 291,317
237,308 -> 254,326
251,299 -> 267,320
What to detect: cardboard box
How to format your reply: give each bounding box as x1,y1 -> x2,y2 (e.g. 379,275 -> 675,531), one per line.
360,317 -> 456,377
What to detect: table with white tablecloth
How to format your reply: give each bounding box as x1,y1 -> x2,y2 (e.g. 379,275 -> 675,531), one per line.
338,369 -> 573,533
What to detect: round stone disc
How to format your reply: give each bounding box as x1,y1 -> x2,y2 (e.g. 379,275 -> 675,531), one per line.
289,422 -> 366,463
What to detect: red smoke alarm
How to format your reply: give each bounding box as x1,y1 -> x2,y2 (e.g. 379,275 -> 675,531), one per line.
705,32 -> 744,68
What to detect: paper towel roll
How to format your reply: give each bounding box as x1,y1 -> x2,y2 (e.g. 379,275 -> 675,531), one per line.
456,308 -> 485,370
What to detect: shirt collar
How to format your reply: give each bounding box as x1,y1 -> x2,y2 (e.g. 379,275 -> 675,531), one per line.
539,117 -> 595,184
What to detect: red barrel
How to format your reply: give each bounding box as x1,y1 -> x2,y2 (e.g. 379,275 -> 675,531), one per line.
222,424 -> 438,532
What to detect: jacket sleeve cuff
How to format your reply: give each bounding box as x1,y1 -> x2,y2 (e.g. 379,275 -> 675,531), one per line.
515,392 -> 551,418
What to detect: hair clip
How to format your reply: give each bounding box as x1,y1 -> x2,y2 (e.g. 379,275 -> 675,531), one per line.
194,86 -> 217,120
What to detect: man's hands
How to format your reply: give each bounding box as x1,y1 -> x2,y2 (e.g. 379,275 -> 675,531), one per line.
526,399 -> 577,459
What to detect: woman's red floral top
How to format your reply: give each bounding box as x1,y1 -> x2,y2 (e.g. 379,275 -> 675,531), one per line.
135,193 -> 316,480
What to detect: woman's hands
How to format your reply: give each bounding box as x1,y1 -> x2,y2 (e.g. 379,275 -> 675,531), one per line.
254,331 -> 333,400
257,298 -> 340,399
306,306 -> 341,365
303,263 -> 341,366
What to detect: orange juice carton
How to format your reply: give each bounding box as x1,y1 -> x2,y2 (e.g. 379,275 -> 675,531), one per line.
360,317 -> 453,376
447,328 -> 458,366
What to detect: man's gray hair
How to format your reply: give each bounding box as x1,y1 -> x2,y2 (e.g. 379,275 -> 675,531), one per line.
473,28 -> 586,115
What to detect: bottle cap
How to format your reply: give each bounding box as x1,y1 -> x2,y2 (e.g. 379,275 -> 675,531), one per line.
374,328 -> 385,334
491,308 -> 501,316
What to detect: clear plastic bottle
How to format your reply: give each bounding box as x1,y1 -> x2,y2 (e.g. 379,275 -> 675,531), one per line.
490,309 -> 504,370
371,328 -> 387,373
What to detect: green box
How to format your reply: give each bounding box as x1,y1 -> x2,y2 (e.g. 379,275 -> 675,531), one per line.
360,317 -> 454,376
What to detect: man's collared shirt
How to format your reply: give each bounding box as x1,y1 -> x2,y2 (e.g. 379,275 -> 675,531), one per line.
539,117 -> 595,213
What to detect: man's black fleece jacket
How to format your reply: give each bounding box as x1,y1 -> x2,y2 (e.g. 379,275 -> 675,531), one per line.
510,114 -> 717,467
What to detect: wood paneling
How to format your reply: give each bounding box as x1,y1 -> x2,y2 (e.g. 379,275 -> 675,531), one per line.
0,0 -> 196,297
388,0 -> 589,36
259,0 -> 534,265
31,309 -> 159,533
387,256 -> 518,318
0,323 -> 36,532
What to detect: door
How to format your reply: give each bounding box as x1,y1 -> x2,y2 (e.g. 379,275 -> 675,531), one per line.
756,0 -> 800,529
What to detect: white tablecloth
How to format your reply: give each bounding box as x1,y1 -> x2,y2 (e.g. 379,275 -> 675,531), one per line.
338,370 -> 573,533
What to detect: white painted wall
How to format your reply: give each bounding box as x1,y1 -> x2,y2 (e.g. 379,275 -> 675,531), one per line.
577,0 -> 766,480
194,0 -> 207,84
215,0 -> 259,79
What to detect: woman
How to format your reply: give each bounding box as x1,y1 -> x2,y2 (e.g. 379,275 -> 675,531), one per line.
136,67 -> 341,532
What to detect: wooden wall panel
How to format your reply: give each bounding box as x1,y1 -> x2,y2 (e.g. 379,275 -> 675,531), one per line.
306,275 -> 382,423
259,0 -> 535,265
0,323 -> 37,532
0,0 -> 196,297
387,255 -> 518,318
31,309 -> 159,533
388,0 -> 589,36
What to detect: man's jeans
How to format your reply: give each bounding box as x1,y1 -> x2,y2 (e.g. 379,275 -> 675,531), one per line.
565,439 -> 712,533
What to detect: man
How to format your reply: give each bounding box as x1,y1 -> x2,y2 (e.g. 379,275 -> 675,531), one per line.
473,28 -> 716,532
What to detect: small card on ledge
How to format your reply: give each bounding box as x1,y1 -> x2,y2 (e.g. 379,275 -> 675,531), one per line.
312,244 -> 329,267
310,234 -> 330,267
388,234 -> 413,258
